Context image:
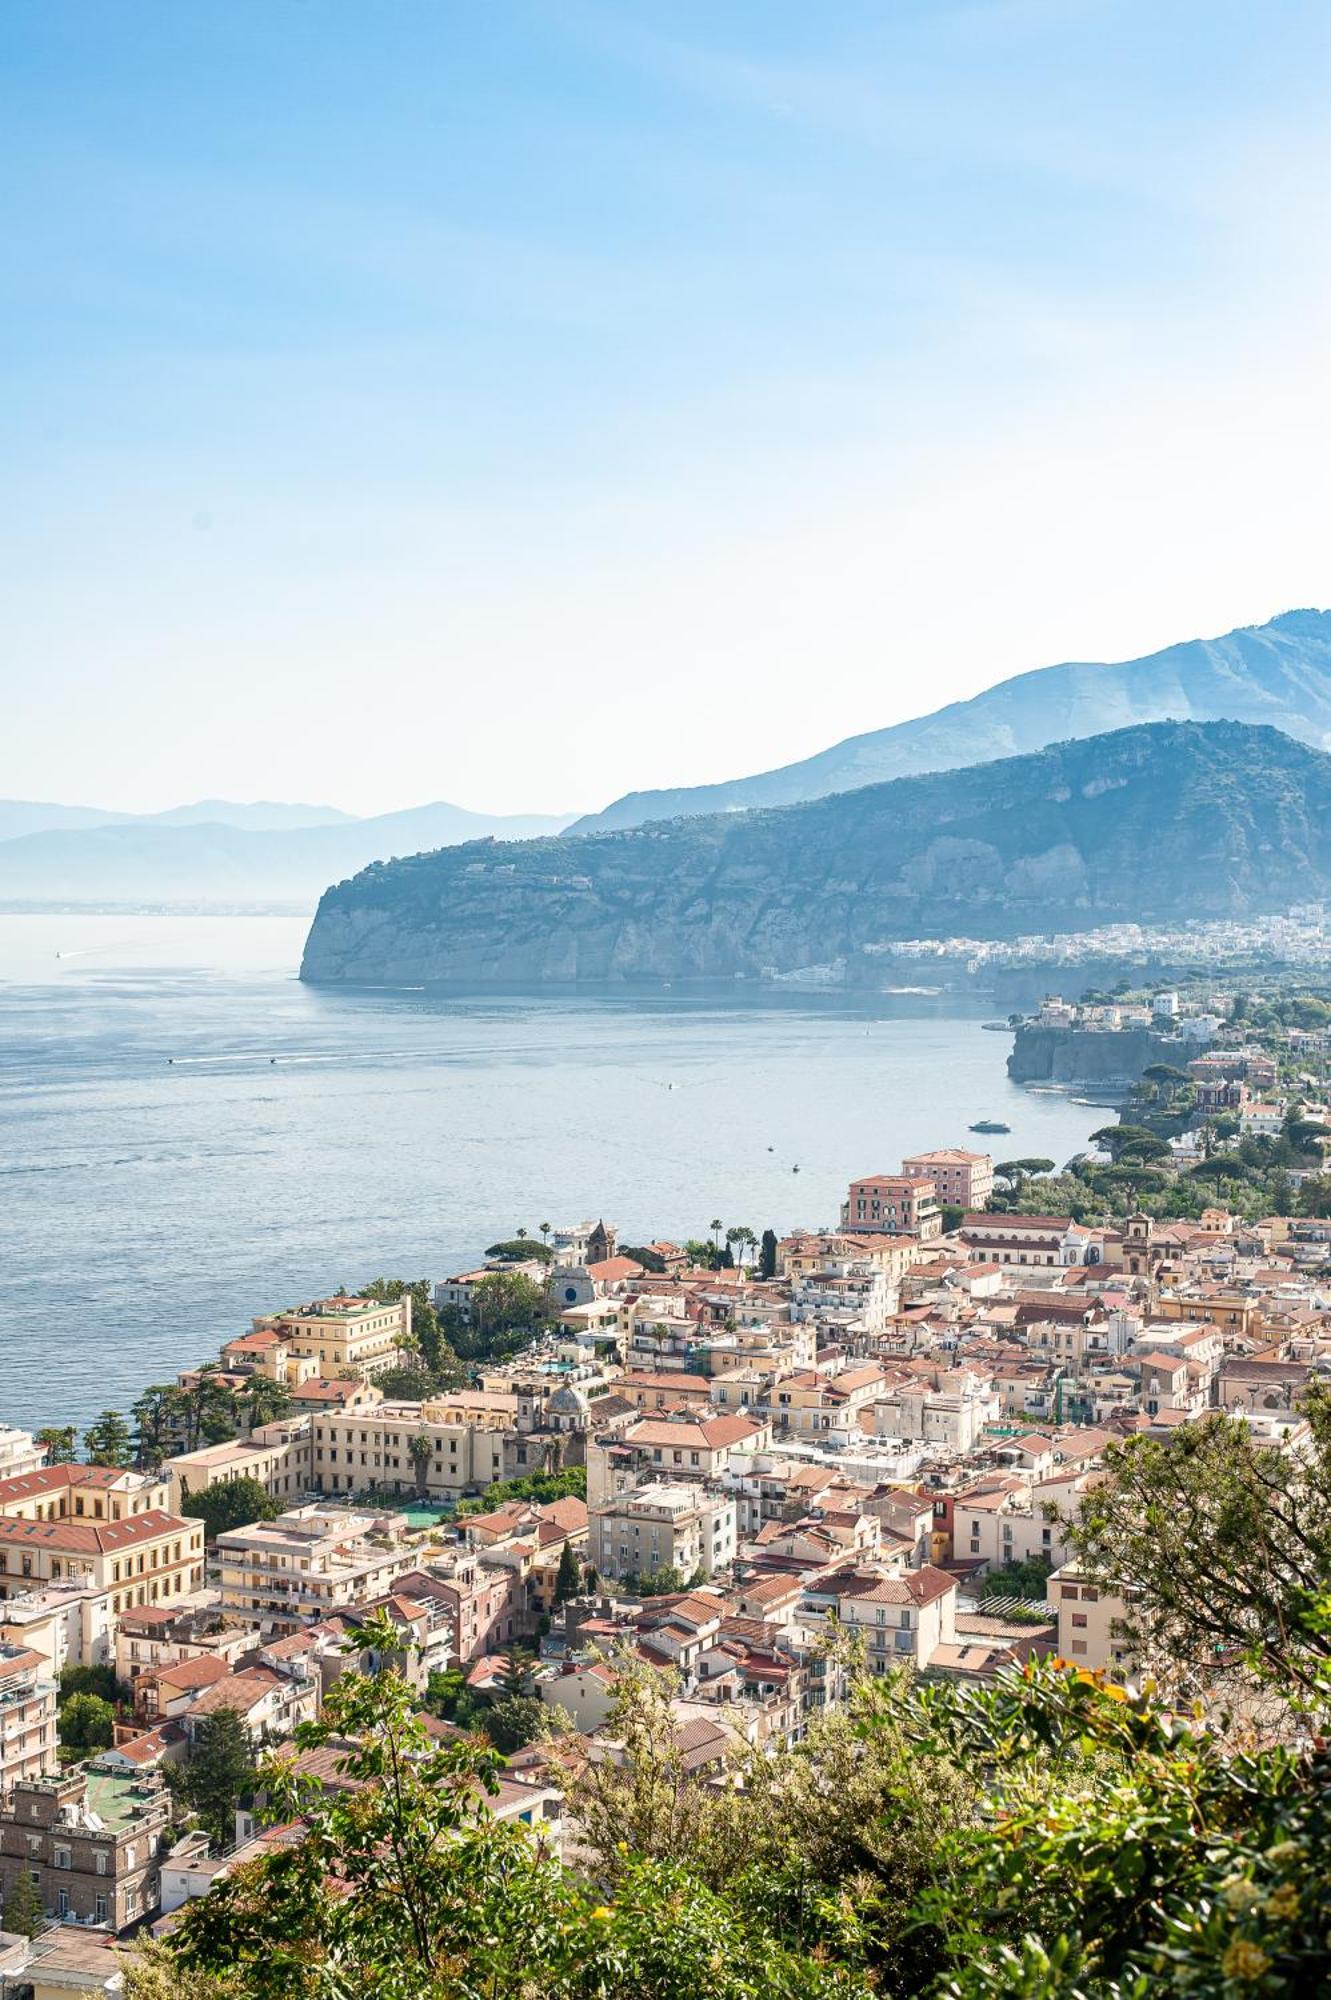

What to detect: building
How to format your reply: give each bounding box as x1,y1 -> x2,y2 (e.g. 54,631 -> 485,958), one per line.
308,1398 -> 514,1500
240,1293 -> 413,1386
0,1512 -> 206,1656
0,1642 -> 58,1791
801,1565 -> 959,1673
0,1464 -> 171,1527
587,1412 -> 770,1505
0,1428 -> 48,1482
163,1417 -> 313,1517
841,1176 -> 942,1240
215,1505 -> 416,1634
590,1482 -> 737,1582
1049,1563 -> 1137,1674
901,1149 -> 994,1211
959,1213 -> 1074,1269
0,1766 -> 172,1933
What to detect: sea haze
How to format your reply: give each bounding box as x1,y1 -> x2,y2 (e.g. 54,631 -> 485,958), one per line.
0,915 -> 1112,1434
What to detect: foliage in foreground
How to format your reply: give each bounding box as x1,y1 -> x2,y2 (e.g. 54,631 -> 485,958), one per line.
138,1605 -> 1331,1999
141,1404 -> 1331,1996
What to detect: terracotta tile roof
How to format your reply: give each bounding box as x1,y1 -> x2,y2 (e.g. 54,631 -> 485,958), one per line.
0,1507 -> 192,1556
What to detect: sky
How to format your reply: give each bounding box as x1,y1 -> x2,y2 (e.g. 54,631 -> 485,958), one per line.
3,1 -> 1330,820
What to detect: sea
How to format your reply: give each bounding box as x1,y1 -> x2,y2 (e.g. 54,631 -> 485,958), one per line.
0,913 -> 1115,1435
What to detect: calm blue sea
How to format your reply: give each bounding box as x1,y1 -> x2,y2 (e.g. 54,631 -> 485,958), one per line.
0,914 -> 1111,1434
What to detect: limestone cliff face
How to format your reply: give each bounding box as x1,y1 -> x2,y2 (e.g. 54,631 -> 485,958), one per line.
299,721 -> 1331,986
1006,1026 -> 1186,1087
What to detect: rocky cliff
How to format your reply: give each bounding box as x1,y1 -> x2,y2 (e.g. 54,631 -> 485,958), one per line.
1006,1025 -> 1186,1087
300,721 -> 1331,987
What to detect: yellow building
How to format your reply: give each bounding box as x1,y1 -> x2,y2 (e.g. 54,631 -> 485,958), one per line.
0,1464 -> 171,1526
309,1396 -> 517,1500
0,1511 -> 205,1620
233,1293 -> 413,1386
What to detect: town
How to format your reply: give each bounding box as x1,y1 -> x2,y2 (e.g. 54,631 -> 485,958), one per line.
3,986 -> 1331,1991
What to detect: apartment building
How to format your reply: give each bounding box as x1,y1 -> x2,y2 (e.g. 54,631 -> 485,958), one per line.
390,1558 -> 519,1664
240,1293 -> 413,1385
0,1428 -> 47,1482
0,1643 -> 58,1792
216,1505 -> 416,1634
1049,1563 -> 1137,1674
765,1366 -> 888,1438
901,1150 -> 994,1210
590,1482 -> 737,1581
0,1766 -> 171,1933
164,1416 -> 313,1516
587,1411 -> 770,1505
308,1398 -> 513,1500
801,1565 -> 959,1672
0,1512 -> 205,1635
0,1464 -> 171,1526
841,1175 -> 942,1241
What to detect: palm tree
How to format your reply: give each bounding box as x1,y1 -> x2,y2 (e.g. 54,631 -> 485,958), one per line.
517,1227 -> 528,1241
539,1222 -> 551,1248
710,1217 -> 724,1252
409,1434 -> 434,1496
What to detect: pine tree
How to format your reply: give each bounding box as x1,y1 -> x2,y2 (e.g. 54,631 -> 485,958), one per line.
2,1865 -> 45,1938
171,1707 -> 258,1851
82,1410 -> 133,1468
553,1539 -> 581,1605
759,1228 -> 778,1280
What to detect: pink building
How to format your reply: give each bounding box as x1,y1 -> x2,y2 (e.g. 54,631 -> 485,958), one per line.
901,1149 -> 994,1210
841,1176 -> 941,1240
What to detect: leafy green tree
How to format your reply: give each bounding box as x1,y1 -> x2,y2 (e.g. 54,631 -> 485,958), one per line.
554,1539 -> 582,1605
170,1707 -> 260,1851
181,1476 -> 281,1543
60,1662 -> 121,1705
980,1555 -> 1052,1603
166,1616 -> 852,2000
759,1227 -> 778,1279
482,1694 -> 548,1755
60,1690 -> 116,1752
1,1866 -> 44,1938
485,1238 -> 555,1264
373,1364 -> 439,1401
36,1425 -> 78,1464
239,1376 -> 293,1430
83,1409 -> 133,1467
178,1367 -> 242,1453
1069,1391 -> 1331,1696
131,1384 -> 185,1467
496,1650 -> 533,1699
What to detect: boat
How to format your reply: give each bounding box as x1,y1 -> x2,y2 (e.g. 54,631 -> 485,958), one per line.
969,1119 -> 1011,1134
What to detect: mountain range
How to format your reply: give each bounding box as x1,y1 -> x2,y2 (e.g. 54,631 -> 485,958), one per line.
0,801 -> 576,905
299,719 -> 1331,985
570,608 -> 1331,832
11,608 -> 1331,907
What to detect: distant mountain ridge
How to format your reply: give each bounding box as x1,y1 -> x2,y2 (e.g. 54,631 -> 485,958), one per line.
300,719 -> 1331,985
0,801 -> 578,905
570,609 -> 1331,833
0,797 -> 353,841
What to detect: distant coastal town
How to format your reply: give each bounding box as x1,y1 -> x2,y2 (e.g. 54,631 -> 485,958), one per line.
3,973 -> 1331,1988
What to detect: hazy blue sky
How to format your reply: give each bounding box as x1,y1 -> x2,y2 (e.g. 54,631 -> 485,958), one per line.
3,1 -> 1330,817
